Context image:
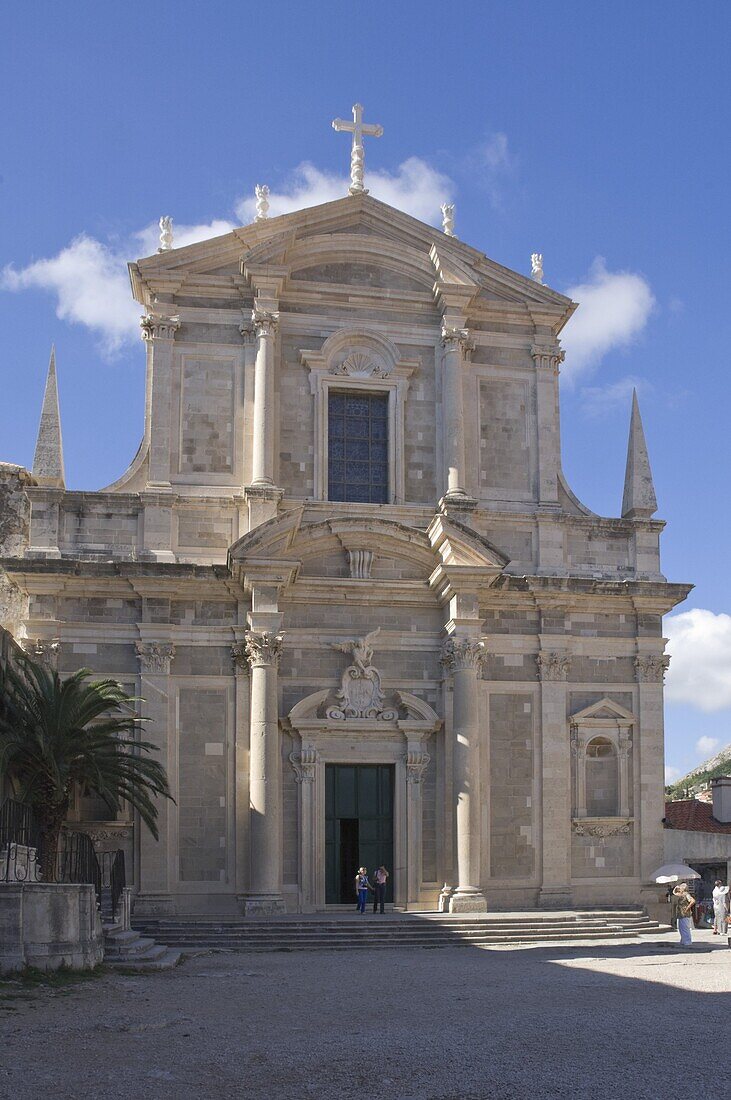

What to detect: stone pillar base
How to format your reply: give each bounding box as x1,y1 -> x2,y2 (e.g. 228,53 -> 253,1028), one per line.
241,895 -> 286,918
539,887 -> 573,909
449,889 -> 487,914
244,484 -> 284,528
438,493 -> 478,515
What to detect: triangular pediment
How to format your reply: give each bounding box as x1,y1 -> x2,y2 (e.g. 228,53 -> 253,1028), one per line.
130,193 -> 575,323
570,697 -> 636,723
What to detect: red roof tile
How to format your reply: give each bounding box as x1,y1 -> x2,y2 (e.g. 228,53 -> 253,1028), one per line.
664,799 -> 731,834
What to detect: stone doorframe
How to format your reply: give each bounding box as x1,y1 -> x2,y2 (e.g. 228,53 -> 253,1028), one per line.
285,690 -> 441,912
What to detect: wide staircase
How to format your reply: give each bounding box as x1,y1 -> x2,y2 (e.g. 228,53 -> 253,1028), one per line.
133,908 -> 669,954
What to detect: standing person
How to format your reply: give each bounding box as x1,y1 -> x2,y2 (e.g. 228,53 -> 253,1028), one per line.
372,865 -> 389,914
673,883 -> 696,947
712,880 -> 729,935
355,867 -> 371,914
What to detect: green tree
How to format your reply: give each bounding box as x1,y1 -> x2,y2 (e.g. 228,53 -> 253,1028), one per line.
0,655 -> 171,881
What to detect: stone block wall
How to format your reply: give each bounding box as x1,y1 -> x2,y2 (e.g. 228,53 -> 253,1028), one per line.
571,829 -> 634,878
177,687 -> 229,884
488,692 -> 535,879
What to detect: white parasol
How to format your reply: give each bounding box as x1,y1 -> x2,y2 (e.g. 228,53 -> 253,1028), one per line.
650,863 -> 702,884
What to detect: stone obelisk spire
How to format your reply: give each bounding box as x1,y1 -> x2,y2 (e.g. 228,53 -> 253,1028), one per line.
32,345 -> 65,488
621,389 -> 657,519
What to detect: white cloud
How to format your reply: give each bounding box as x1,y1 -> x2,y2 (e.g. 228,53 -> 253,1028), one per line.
696,735 -> 719,756
665,765 -> 682,784
481,132 -> 512,173
580,375 -> 648,418
235,157 -> 452,225
665,609 -> 731,713
1,235 -> 140,355
561,257 -> 655,379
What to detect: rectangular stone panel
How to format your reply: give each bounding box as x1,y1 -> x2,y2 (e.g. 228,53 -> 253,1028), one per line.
479,379 -> 531,494
571,829 -> 634,878
177,510 -> 234,549
489,693 -> 535,879
178,687 -> 228,883
179,356 -> 235,474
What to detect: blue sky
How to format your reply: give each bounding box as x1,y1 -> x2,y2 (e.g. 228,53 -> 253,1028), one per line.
1,1 -> 729,778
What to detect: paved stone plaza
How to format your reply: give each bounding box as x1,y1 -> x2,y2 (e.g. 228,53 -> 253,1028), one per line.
1,934 -> 729,1099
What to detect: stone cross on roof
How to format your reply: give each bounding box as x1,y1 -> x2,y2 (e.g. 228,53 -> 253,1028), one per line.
332,103 -> 383,196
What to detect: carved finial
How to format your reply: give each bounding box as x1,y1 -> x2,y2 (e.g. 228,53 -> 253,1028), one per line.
441,203 -> 455,237
622,390 -> 658,519
332,103 -> 384,195
530,252 -> 544,284
254,184 -> 270,222
158,216 -> 173,252
32,346 -> 65,489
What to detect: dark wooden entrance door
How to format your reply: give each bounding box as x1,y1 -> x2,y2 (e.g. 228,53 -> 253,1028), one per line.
325,764 -> 394,904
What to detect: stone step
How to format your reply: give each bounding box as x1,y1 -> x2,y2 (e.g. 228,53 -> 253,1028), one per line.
104,935 -> 158,958
105,947 -> 182,971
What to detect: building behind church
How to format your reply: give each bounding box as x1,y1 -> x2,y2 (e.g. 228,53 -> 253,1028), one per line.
0,181 -> 691,915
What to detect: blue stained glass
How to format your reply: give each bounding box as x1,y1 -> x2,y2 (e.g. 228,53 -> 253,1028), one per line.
328,391 -> 389,503
346,397 -> 369,416
346,439 -> 369,460
346,417 -> 368,438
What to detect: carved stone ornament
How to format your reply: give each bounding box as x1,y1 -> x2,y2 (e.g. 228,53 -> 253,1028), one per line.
530,252 -> 544,284
531,343 -> 565,374
140,314 -> 180,342
254,183 -> 270,222
441,637 -> 485,674
251,308 -> 279,338
441,202 -> 455,237
537,652 -> 571,681
348,549 -> 374,579
23,638 -> 59,670
326,628 -> 397,720
440,324 -> 474,354
158,215 -> 173,252
330,352 -> 389,378
289,748 -> 318,783
572,820 -> 632,839
238,317 -> 255,343
405,750 -> 431,785
244,631 -> 284,669
231,643 -> 250,674
81,827 -> 133,846
635,654 -> 670,682
135,641 -> 175,675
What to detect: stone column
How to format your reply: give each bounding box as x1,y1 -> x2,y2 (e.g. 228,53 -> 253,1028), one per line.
290,744 -> 318,912
134,641 -> 175,916
243,628 -> 285,915
140,313 -> 179,489
538,650 -> 573,907
635,653 -> 670,886
442,636 -> 487,912
250,309 -> 279,487
531,344 -> 564,507
231,642 -> 251,904
405,746 -> 430,909
440,325 -> 475,504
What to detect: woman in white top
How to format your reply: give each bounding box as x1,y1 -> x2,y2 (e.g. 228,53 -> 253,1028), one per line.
355,867 -> 371,913
712,880 -> 729,935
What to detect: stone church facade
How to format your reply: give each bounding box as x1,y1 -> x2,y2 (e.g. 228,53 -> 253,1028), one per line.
0,194 -> 690,915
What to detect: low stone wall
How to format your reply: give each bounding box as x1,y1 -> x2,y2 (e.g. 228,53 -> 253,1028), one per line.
0,883 -> 103,973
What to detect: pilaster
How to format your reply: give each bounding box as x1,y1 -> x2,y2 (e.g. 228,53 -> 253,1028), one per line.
537,648 -> 573,907
231,641 -> 251,904
141,312 -> 180,489
635,652 -> 670,886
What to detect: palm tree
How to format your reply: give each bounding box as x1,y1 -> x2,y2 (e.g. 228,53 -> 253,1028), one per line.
0,654 -> 172,881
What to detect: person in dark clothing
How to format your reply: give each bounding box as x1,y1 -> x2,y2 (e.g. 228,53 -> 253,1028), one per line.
372,865 -> 389,914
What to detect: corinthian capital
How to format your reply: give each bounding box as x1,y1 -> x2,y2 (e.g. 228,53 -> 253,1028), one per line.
135,641 -> 175,675
531,343 -> 565,374
537,651 -> 571,681
245,630 -> 284,669
23,638 -> 59,670
251,309 -> 280,338
635,654 -> 670,683
440,324 -> 474,354
140,314 -> 180,342
231,643 -> 250,674
441,637 -> 485,674
289,748 -> 318,783
405,750 -> 431,785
